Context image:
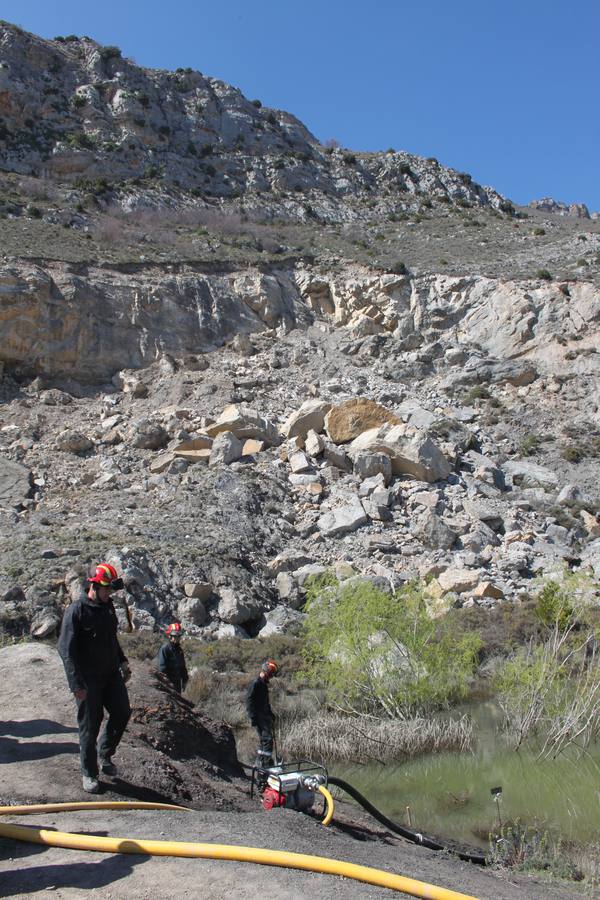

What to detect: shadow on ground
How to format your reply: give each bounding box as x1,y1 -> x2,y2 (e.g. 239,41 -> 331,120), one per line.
0,736 -> 79,763
0,720 -> 77,738
0,852 -> 149,896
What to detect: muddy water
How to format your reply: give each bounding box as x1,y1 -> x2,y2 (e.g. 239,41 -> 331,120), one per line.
332,703 -> 600,847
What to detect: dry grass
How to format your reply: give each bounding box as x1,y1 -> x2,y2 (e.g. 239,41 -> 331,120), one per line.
280,713 -> 473,764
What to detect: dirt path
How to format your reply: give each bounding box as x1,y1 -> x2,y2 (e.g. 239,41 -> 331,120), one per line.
0,644 -> 580,899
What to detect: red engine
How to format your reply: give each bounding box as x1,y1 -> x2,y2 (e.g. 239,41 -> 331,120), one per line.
261,787 -> 287,810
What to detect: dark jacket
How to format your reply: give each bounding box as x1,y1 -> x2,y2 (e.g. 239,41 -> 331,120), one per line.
58,594 -> 127,693
157,641 -> 188,691
246,675 -> 273,724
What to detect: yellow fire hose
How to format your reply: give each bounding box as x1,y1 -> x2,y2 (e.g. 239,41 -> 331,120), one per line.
0,802 -> 479,900
317,784 -> 334,826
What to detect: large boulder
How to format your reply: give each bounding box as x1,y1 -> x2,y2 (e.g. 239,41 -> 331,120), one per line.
282,400 -> 332,440
350,425 -> 451,482
206,404 -> 279,446
258,606 -> 304,636
325,399 -> 400,444
436,568 -> 482,594
0,458 -> 32,509
503,460 -> 559,491
317,497 -> 368,537
209,431 -> 243,466
217,588 -> 262,625
56,430 -> 94,454
412,510 -> 457,549
131,419 -> 169,450
353,451 -> 392,484
177,597 -> 207,627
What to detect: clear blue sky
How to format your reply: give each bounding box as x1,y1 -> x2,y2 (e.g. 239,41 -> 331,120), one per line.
4,1 -> 599,210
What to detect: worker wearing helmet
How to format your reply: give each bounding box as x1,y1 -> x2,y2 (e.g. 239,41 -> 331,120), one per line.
246,659 -> 279,768
156,623 -> 188,693
58,562 -> 131,794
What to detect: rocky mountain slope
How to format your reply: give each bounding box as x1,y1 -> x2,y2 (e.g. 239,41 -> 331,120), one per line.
0,23 -> 509,220
0,21 -> 599,642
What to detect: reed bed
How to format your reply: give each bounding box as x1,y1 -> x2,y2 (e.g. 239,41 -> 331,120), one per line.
280,713 -> 473,764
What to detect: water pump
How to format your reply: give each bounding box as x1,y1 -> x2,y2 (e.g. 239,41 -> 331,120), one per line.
251,760 -> 329,815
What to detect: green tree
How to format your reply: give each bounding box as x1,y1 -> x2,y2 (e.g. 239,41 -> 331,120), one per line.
301,579 -> 480,719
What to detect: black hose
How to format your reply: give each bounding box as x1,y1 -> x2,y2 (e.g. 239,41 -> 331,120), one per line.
328,776 -> 486,866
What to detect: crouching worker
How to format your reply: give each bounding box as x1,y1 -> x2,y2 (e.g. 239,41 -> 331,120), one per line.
157,623 -> 188,693
58,562 -> 131,794
246,659 -> 279,768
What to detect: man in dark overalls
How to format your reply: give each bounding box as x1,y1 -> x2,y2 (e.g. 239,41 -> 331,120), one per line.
157,622 -> 189,693
58,562 -> 131,793
246,659 -> 279,767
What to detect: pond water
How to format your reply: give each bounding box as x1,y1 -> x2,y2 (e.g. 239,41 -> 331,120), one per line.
332,703 -> 600,847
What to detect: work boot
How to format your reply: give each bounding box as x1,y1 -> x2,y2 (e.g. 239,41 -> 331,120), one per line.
100,758 -> 118,776
256,750 -> 274,769
82,775 -> 101,794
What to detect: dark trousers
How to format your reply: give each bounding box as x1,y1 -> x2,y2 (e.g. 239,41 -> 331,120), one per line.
76,671 -> 131,777
253,715 -> 274,760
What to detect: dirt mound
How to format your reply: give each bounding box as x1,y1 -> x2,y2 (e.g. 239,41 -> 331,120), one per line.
0,643 -> 249,811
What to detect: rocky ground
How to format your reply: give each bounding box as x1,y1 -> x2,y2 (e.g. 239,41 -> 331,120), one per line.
0,643 -> 580,899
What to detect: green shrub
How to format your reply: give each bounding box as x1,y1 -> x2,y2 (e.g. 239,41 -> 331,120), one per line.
390,260 -> 408,275
488,820 -> 583,880
466,385 -> 491,401
535,581 -> 574,631
99,45 -> 121,62
519,433 -> 542,457
536,268 -> 553,281
301,579 -> 481,718
65,132 -> 96,150
120,631 -> 162,661
561,444 -> 584,462
495,572 -> 600,754
343,153 -> 356,165
532,227 -> 546,236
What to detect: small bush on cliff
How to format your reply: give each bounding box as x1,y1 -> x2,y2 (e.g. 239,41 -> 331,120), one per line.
99,45 -> 122,62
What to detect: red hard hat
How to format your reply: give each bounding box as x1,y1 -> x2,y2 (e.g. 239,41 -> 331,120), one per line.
166,623 -> 183,636
88,563 -> 118,586
262,659 -> 279,677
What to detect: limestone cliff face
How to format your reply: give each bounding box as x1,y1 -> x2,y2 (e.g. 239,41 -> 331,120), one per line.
1,259 -> 598,385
